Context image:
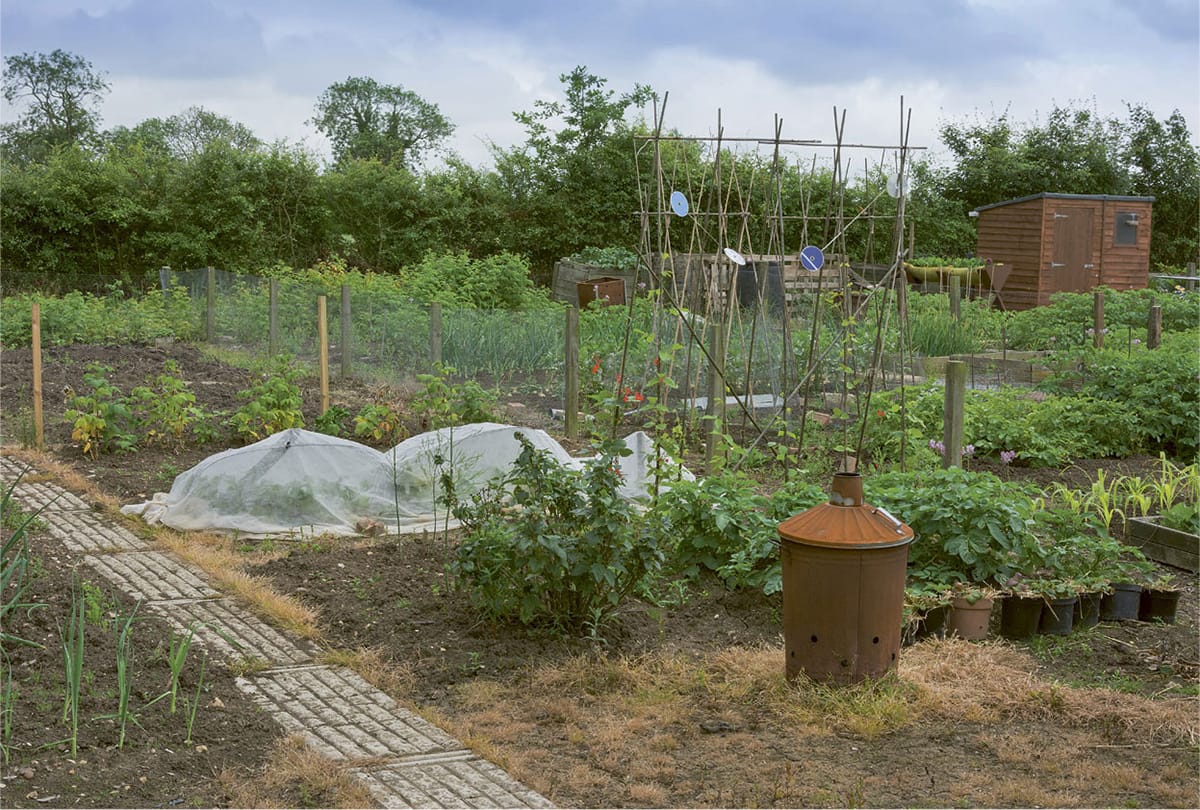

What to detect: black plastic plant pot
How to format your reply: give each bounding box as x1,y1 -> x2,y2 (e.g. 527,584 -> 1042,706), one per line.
915,605 -> 948,640
1038,596 -> 1076,636
1073,591 -> 1102,630
1100,583 -> 1141,621
999,595 -> 1042,640
1138,588 -> 1180,624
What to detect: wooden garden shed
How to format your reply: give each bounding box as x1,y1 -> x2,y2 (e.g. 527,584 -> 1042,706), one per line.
973,193 -> 1154,310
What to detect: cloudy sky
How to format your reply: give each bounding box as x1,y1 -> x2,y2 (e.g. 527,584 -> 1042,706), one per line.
2,0 -> 1197,170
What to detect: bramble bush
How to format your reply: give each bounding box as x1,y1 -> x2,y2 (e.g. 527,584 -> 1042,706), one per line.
448,434 -> 663,629
401,251 -> 552,311
1,287 -> 197,348
64,363 -> 138,457
228,357 -> 305,442
412,364 -> 497,431
130,360 -> 217,447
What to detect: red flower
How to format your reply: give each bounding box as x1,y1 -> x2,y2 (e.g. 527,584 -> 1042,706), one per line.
591,359 -> 601,374
634,392 -> 644,403
877,409 -> 886,418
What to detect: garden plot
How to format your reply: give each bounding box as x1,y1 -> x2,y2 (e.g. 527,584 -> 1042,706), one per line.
120,424 -> 690,537
2,338 -> 1198,808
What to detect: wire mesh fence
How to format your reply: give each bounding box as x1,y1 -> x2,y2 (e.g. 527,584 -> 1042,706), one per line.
161,266 -> 1051,421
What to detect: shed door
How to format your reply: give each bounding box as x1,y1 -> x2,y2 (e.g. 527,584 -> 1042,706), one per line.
1050,208 -> 1094,293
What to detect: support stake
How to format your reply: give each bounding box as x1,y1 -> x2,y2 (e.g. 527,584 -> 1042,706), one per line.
31,302 -> 44,451
268,278 -> 279,358
943,360 -> 966,469
317,295 -> 330,414
565,307 -> 579,440
340,284 -> 352,381
429,301 -> 442,368
205,267 -> 216,342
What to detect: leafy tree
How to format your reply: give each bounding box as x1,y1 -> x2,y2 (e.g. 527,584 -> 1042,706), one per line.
311,77 -> 453,168
319,159 -> 432,271
107,106 -> 261,160
0,144 -> 154,291
1122,105 -> 1199,268
1016,105 -> 1127,194
936,103 -> 1128,212
2,50 -> 109,162
420,158 -> 509,258
906,158 -> 982,259
492,66 -> 654,282
928,101 -> 1197,267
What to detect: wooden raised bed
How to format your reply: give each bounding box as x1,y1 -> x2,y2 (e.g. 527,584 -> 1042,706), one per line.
1127,516 -> 1199,573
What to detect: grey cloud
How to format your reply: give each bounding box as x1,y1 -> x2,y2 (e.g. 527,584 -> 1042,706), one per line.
2,0 -> 270,79
1117,0 -> 1199,42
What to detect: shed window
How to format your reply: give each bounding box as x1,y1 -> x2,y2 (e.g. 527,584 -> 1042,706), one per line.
1114,211 -> 1139,245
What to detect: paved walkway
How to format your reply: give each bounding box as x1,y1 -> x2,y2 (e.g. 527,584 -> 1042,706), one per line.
1,455 -> 553,809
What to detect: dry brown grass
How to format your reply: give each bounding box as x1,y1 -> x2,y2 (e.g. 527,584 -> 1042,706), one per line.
903,637 -> 1200,745
154,528 -> 322,638
215,733 -> 374,808
438,640 -> 1200,808
320,646 -> 416,698
1,447 -> 121,511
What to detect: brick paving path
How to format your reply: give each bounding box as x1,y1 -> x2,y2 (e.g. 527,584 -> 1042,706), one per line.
1,456 -> 552,809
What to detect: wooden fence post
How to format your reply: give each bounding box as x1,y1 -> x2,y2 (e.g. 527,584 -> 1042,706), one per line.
565,307 -> 579,440
949,275 -> 961,320
340,284 -> 352,381
429,301 -> 442,368
31,303 -> 44,451
268,278 -> 279,358
1148,304 -> 1162,349
705,315 -> 727,466
943,360 -> 966,469
317,295 -> 330,414
205,267 -> 216,342
1093,291 -> 1105,349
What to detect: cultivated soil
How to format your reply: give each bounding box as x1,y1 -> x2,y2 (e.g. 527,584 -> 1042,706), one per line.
1,342 -> 1197,808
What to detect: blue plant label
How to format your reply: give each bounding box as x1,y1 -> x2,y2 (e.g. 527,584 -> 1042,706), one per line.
670,190 -> 689,217
800,245 -> 824,272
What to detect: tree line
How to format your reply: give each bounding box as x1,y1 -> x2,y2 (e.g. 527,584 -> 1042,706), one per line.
2,49 -> 1195,295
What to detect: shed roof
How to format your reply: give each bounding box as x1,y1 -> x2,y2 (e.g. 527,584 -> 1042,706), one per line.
973,192 -> 1156,213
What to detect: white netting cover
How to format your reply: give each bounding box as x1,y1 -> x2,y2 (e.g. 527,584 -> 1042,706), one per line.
121,423 -> 689,537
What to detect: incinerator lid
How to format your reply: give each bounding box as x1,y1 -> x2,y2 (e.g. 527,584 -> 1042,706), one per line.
777,473 -> 915,550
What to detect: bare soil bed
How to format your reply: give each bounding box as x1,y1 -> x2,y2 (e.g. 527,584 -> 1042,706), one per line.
2,342 -> 1198,808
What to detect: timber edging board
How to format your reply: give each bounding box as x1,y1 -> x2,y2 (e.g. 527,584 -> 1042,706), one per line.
1127,516 -> 1199,573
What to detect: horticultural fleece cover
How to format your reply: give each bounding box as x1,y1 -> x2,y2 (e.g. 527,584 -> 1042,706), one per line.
121,423 -> 689,537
